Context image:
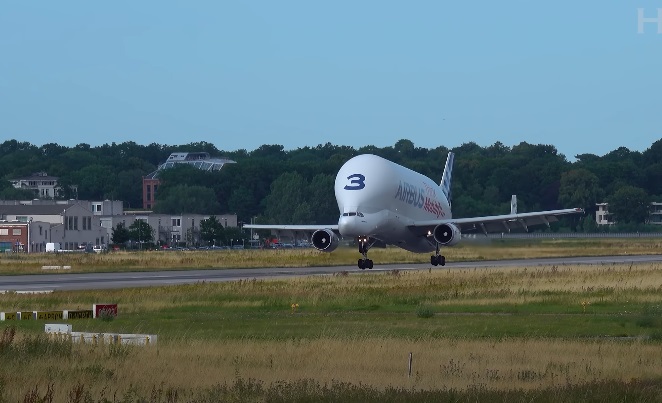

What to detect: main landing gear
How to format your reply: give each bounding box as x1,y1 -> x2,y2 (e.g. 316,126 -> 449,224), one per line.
357,236 -> 374,270
430,242 -> 446,266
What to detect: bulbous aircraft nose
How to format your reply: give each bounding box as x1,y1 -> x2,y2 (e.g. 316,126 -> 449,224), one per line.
338,214 -> 363,237
337,216 -> 354,237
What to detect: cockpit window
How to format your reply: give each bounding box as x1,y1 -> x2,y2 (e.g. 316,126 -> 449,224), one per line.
342,212 -> 364,217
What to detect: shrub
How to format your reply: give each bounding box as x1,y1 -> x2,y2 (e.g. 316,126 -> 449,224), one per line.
98,309 -> 116,322
416,306 -> 434,318
0,326 -> 16,352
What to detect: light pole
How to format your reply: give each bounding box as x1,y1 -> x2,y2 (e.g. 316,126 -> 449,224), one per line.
250,216 -> 256,244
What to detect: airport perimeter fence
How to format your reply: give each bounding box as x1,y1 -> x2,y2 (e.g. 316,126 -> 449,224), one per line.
464,232 -> 662,239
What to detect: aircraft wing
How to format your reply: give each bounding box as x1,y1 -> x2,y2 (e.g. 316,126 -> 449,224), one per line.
243,224 -> 338,231
242,224 -> 339,242
409,208 -> 584,235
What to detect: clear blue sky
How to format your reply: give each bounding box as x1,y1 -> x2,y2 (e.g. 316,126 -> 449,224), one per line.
1,1 -> 660,158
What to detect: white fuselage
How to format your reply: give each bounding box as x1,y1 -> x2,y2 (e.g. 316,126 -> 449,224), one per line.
334,154 -> 451,253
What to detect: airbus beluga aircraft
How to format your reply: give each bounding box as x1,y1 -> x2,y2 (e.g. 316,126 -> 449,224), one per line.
244,153 -> 583,269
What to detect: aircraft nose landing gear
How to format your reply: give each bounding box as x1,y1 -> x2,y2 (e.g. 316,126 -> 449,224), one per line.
358,236 -> 374,270
430,242 -> 446,266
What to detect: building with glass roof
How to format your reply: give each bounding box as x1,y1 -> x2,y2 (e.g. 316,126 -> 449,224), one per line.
142,152 -> 236,209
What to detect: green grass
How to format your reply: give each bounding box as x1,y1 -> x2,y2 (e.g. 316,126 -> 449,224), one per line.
5,266 -> 662,340
18,307 -> 652,341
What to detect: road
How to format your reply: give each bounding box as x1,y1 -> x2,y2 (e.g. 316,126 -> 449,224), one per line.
1,254 -> 661,292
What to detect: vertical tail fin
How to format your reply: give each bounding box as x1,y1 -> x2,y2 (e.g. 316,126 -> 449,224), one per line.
510,195 -> 517,214
440,152 -> 454,206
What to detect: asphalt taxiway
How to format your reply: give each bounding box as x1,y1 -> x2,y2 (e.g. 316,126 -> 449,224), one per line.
1,254 -> 661,292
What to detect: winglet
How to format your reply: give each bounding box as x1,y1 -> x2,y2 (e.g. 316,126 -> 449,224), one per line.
440,152 -> 454,206
510,195 -> 517,214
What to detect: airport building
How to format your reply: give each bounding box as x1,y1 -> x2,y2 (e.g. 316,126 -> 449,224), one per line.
142,152 -> 236,209
0,203 -> 107,252
9,172 -> 77,199
100,213 -> 237,247
0,199 -> 238,252
595,202 -> 662,225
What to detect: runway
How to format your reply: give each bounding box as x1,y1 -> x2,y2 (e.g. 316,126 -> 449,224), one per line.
1,254 -> 661,292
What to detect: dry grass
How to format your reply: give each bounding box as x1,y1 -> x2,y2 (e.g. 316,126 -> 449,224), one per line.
3,336 -> 662,401
1,238 -> 662,274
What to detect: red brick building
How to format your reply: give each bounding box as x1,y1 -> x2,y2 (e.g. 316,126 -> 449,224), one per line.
0,222 -> 29,253
142,177 -> 160,210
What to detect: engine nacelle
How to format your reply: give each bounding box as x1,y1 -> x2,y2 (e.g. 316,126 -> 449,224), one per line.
311,229 -> 340,252
433,223 -> 461,246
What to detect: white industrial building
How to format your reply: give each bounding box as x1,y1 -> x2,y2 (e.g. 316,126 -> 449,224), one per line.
595,202 -> 662,225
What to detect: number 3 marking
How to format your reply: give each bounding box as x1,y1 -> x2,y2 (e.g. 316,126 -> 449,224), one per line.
344,174 -> 365,190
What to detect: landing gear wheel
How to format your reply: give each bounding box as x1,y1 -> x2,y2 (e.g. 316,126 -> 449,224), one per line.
430,255 -> 446,266
431,242 -> 446,266
357,237 -> 375,269
358,259 -> 373,270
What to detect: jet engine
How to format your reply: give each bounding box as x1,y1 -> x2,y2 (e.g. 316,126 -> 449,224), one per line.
311,229 -> 340,252
432,223 -> 461,246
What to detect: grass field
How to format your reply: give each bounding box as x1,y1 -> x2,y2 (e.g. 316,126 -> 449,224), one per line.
2,239 -> 662,401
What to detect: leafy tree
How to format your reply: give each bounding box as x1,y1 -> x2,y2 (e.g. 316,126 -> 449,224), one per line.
157,164 -> 217,189
128,220 -> 154,244
608,186 -> 650,224
58,149 -> 97,172
54,176 -> 78,200
558,169 -> 602,230
250,144 -> 286,160
394,139 -> 415,158
200,216 -> 226,246
291,201 -> 314,223
582,214 -> 599,233
262,172 -> 308,224
559,169 -> 601,209
0,180 -> 35,199
75,164 -> 116,200
226,186 -> 256,222
111,223 -> 130,245
116,169 -> 145,208
6,137 -> 662,234
223,226 -> 248,247
153,184 -> 221,214
308,173 -> 338,224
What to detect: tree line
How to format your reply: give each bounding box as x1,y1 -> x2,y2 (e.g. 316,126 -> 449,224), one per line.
110,216 -> 246,248
1,138 -> 662,231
